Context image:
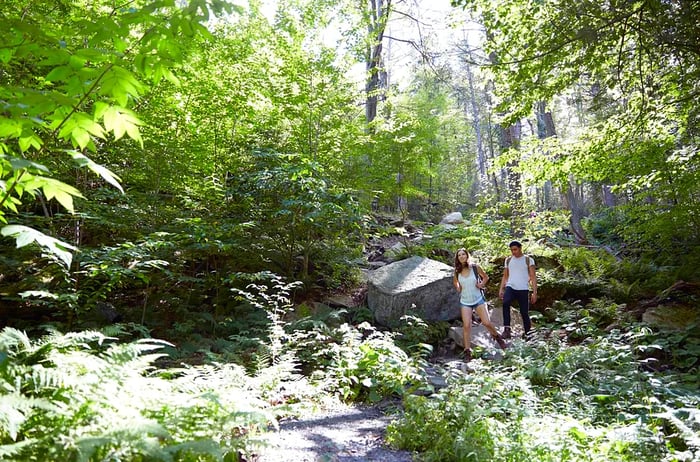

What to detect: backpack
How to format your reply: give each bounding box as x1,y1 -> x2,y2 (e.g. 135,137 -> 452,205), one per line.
471,264 -> 485,297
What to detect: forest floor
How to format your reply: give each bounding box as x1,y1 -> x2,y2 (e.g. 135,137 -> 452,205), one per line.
253,347 -> 479,462
253,400 -> 415,462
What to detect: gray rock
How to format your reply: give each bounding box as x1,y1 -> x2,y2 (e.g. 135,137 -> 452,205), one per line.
449,325 -> 503,350
440,212 -> 464,224
367,256 -> 459,326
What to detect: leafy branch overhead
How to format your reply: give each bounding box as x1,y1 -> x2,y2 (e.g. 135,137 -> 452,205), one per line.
0,0 -> 235,262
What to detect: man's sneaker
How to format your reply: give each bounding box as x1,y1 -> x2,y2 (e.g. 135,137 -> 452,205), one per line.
502,326 -> 512,339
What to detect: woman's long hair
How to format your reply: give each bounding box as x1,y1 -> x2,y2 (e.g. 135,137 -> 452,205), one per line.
454,248 -> 470,274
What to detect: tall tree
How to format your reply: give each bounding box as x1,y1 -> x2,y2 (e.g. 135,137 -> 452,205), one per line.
363,0 -> 392,126
452,0 -> 700,256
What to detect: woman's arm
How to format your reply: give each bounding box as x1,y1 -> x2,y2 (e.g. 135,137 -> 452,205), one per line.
477,265 -> 489,288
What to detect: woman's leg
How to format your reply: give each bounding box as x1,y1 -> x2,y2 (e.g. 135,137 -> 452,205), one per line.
476,303 -> 507,349
460,306 -> 473,351
475,303 -> 498,337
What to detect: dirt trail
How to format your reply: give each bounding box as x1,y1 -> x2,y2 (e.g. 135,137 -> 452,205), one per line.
254,404 -> 414,462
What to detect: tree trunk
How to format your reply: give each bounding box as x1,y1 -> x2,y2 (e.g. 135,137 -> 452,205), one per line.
497,121 -> 523,235
364,0 -> 391,126
535,101 -> 556,209
465,61 -> 486,180
563,181 -> 589,244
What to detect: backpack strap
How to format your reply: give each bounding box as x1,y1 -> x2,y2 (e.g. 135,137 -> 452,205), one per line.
472,264 -> 485,296
471,263 -> 480,282
506,255 -> 534,268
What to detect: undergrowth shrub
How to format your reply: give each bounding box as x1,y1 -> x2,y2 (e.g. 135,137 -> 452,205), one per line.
320,323 -> 430,402
0,328 -> 275,461
557,246 -> 617,280
388,332 -> 696,462
393,315 -> 447,356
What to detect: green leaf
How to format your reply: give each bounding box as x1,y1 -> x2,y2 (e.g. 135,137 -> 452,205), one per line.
5,156 -> 50,173
18,133 -> 42,153
99,105 -> 143,142
1,225 -> 76,267
68,151 -> 124,193
0,118 -> 22,138
45,65 -> 72,82
21,176 -> 84,212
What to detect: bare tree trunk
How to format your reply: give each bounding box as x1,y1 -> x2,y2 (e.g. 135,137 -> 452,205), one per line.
464,61 -> 486,181
497,121 -> 524,235
602,184 -> 616,206
364,0 -> 391,127
535,101 -> 556,210
485,112 -> 501,200
535,100 -> 588,242
563,181 -> 589,244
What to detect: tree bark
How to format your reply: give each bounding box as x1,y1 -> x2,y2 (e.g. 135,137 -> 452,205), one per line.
364,0 -> 391,126
497,121 -> 523,235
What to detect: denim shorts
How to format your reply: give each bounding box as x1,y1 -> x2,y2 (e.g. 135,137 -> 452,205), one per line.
460,296 -> 486,309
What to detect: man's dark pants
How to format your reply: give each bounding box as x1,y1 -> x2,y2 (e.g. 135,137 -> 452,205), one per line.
502,287 -> 531,333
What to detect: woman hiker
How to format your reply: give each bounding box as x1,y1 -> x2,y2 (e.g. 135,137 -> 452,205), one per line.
453,248 -> 507,361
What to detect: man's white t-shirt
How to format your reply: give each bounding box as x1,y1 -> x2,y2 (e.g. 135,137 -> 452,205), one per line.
506,255 -> 535,291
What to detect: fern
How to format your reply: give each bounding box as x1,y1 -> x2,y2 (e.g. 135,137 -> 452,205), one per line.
0,328 -> 32,354
0,394 -> 62,440
0,438 -> 36,459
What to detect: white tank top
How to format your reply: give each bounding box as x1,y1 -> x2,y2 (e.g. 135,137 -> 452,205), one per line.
458,267 -> 483,306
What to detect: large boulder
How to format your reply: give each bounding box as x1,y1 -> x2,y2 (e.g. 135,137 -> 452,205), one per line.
440,212 -> 464,225
367,256 -> 459,326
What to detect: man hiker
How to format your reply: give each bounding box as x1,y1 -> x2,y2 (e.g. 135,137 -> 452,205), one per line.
498,241 -> 537,339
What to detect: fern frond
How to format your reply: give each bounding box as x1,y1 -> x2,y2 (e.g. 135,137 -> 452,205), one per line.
0,394 -> 63,440
0,328 -> 32,354
73,420 -> 171,462
0,438 -> 36,459
100,340 -> 170,368
26,364 -> 67,392
163,439 -> 223,460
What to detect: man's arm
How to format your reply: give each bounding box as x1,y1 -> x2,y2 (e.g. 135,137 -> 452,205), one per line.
529,260 -> 538,304
499,267 -> 509,300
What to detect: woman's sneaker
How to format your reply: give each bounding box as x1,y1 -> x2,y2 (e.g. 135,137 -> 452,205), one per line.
463,348 -> 472,362
494,334 -> 507,350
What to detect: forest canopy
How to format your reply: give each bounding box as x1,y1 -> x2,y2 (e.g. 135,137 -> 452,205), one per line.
0,0 -> 699,460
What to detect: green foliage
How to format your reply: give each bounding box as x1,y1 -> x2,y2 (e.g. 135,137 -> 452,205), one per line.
632,324 -> 700,373
388,331 -> 695,462
226,151 -> 364,287
393,316 -> 447,356
454,0 -> 700,262
0,0 -> 234,257
0,327 -> 278,461
556,246 -> 617,280
311,323 -> 429,403
363,72 -> 474,214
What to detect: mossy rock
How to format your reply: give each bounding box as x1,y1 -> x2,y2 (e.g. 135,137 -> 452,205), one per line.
642,305 -> 700,330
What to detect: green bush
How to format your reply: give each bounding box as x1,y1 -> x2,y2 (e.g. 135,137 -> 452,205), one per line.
321,323 -> 429,402
0,328 -> 272,461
